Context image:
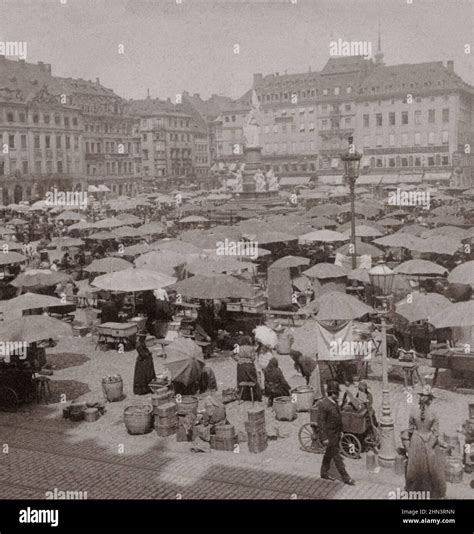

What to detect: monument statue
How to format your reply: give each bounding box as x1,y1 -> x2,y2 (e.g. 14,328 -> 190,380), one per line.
243,89 -> 260,148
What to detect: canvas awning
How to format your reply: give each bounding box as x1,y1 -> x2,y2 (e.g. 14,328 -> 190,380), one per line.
279,177 -> 311,186
356,175 -> 384,185
398,174 -> 423,184
318,175 -> 344,185
423,172 -> 452,182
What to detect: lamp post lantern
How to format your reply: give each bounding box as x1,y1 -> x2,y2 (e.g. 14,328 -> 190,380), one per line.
368,260 -> 396,468
340,136 -> 362,269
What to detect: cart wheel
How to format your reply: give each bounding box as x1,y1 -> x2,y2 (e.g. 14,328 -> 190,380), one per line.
364,427 -> 381,450
298,423 -> 324,453
340,433 -> 362,459
0,386 -> 19,412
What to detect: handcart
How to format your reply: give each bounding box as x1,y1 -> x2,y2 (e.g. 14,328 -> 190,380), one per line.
298,399 -> 381,459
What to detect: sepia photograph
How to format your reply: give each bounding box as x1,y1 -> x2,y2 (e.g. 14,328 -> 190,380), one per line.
0,0 -> 473,530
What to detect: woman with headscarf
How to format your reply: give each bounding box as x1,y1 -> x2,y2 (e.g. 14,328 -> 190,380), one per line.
405,385 -> 447,498
235,345 -> 262,402
264,357 -> 291,407
133,332 -> 156,395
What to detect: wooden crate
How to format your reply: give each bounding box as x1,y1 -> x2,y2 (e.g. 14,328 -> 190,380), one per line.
97,322 -> 137,337
210,434 -> 238,452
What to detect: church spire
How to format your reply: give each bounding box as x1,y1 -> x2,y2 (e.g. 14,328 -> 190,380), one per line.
374,22 -> 384,65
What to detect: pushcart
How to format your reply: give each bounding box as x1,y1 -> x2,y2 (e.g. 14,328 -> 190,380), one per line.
0,365 -> 36,411
298,400 -> 381,459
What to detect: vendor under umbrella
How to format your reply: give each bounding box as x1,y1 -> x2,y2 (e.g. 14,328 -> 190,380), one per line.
133,331 -> 156,395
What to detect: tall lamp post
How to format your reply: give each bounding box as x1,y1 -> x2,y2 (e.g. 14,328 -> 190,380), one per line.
340,136 -> 362,269
368,260 -> 396,468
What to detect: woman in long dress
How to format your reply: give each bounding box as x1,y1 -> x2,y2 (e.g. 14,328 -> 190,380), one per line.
133,332 -> 156,395
405,386 -> 447,498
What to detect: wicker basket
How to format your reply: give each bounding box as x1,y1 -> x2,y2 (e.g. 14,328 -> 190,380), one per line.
123,405 -> 153,435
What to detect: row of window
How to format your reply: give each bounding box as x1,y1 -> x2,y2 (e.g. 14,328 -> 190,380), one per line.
263,162 -> 316,173
363,131 -> 449,148
361,79 -> 451,94
258,86 -> 353,103
363,108 -> 450,127
264,141 -> 317,154
2,110 -> 80,127
368,154 -> 450,168
85,141 -> 138,154
195,156 -> 208,164
85,122 -> 132,134
4,133 -> 81,150
87,161 -> 139,176
0,159 -> 81,175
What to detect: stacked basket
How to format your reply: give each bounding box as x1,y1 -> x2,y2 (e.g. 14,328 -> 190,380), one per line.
154,401 -> 179,437
245,408 -> 267,453
210,424 -> 238,451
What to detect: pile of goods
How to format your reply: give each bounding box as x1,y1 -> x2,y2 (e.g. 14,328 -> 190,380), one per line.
101,374 -> 123,402
63,400 -> 106,422
245,408 -> 267,453
210,424 -> 238,451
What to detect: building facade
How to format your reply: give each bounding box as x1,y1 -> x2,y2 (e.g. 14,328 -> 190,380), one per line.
130,98 -> 195,188
0,58 -> 85,204
0,57 -> 143,203
247,46 -> 473,186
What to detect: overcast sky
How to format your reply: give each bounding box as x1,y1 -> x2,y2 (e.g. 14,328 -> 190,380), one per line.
0,0 -> 472,100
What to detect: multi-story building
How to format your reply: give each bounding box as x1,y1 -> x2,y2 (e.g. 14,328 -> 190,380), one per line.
355,58 -> 474,186
0,57 -> 85,204
252,57 -> 373,181
0,57 -> 143,202
214,91 -> 252,164
130,97 -> 195,187
248,39 -> 474,187
181,91 -> 233,166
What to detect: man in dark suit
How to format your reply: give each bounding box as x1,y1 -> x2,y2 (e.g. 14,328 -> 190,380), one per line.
317,380 -> 355,485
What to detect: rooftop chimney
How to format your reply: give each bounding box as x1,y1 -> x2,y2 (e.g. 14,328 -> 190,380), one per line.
45,64 -> 51,74
96,77 -> 100,85
146,88 -> 150,99
38,61 -> 44,67
194,93 -> 200,98
446,60 -> 454,72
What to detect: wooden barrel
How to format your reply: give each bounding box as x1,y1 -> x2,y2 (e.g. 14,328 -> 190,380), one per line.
156,402 -> 178,418
247,431 -> 268,453
445,456 -> 463,483
247,408 -> 265,424
177,396 -> 199,416
244,420 -> 265,434
291,386 -> 315,412
84,407 -> 99,423
210,435 -> 238,451
215,424 -> 236,439
151,392 -> 174,412
155,414 -> 179,427
273,396 -> 297,421
123,405 -> 153,435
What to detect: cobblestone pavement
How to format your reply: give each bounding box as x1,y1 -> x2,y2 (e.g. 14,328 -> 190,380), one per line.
0,335 -> 472,499
0,412 -> 394,500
